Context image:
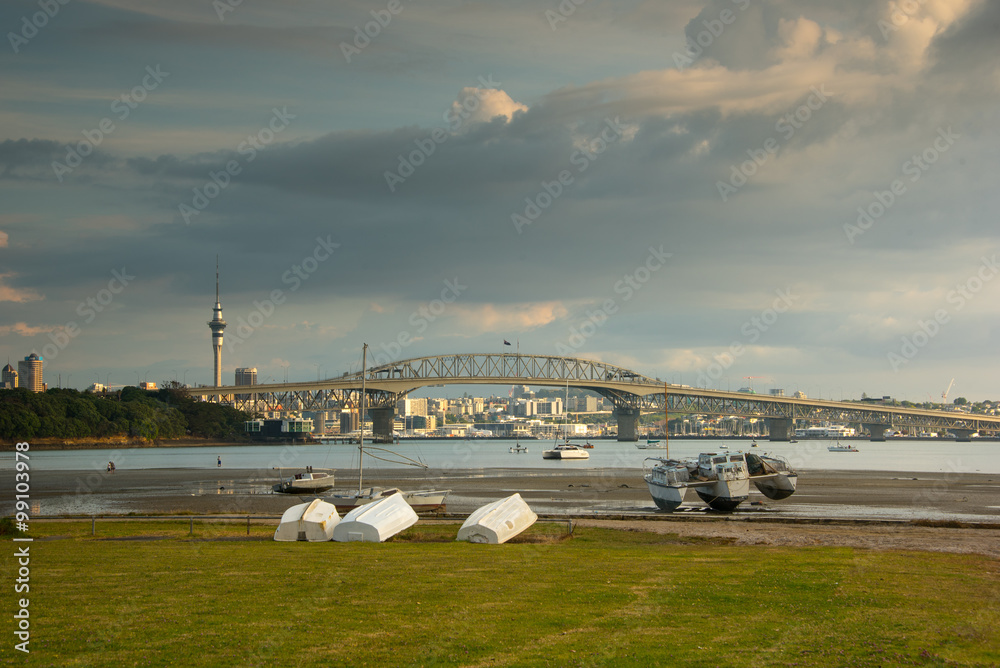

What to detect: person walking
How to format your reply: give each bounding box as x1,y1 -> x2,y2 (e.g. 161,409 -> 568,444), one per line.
217,455 -> 222,468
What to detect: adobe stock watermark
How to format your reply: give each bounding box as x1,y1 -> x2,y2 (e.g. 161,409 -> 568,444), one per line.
385,76 -> 502,193
512,117 -> 626,234
369,278 -> 467,365
672,0 -> 752,70
7,0 -> 71,53
178,107 -> 295,225
33,268 -> 135,364
213,0 -> 243,22
717,85 -> 830,202
554,246 -> 671,355
887,254 -> 998,371
340,0 -> 412,63
693,287 -> 797,388
227,236 -> 340,351
877,0 -> 928,40
844,126 -> 959,244
52,65 -> 170,182
545,0 -> 590,30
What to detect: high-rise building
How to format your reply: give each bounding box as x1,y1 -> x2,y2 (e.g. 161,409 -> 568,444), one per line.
396,397 -> 428,416
17,353 -> 43,392
207,258 -> 226,387
235,368 -> 257,386
2,362 -> 17,389
235,367 -> 257,403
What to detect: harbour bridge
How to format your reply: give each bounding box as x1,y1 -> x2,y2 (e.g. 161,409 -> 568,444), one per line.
185,353 -> 1000,442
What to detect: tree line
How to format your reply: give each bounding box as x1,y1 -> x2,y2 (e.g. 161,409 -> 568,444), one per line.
0,387 -> 249,441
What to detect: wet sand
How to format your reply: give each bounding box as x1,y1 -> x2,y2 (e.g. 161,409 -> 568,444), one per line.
15,467 -> 1000,557
20,466 -> 1000,519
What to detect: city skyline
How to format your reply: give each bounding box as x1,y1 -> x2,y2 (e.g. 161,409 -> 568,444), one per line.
1,0 -> 999,402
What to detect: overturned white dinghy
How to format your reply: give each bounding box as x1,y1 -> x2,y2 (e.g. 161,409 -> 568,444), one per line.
273,499 -> 340,542
332,492 -> 418,543
457,493 -> 537,544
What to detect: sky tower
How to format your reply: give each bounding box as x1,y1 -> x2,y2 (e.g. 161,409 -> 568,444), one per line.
208,257 -> 226,387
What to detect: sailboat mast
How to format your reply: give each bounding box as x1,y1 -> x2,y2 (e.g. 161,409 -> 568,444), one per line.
664,381 -> 669,458
359,343 -> 367,495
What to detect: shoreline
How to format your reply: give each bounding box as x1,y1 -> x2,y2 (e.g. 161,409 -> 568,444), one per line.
6,434 -> 999,452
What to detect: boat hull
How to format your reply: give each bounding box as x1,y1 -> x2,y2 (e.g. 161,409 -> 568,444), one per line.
645,475 -> 686,512
542,450 -> 589,459
753,473 -> 797,500
330,488 -> 449,514
694,478 -> 750,511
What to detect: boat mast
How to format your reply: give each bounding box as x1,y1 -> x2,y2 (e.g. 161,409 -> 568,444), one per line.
359,343 -> 367,495
663,381 -> 669,458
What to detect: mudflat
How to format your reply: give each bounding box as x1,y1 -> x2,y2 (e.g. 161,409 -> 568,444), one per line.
17,466 -> 1000,557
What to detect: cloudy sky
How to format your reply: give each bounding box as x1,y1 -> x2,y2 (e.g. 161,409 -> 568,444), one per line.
1,0 -> 998,401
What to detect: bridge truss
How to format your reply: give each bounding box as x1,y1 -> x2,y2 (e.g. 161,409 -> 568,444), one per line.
188,353 -> 1000,436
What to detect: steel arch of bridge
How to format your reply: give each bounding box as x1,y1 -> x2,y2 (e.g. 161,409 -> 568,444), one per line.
188,352 -> 1000,435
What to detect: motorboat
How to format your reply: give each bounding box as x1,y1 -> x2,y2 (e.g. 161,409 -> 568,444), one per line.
542,443 -> 590,460
457,493 -> 537,544
509,444 -> 529,453
272,467 -> 336,494
828,443 -> 859,452
644,451 -> 797,512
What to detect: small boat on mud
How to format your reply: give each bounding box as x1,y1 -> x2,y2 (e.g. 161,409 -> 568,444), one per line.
272,467 -> 336,494
644,451 -> 798,512
329,487 -> 450,514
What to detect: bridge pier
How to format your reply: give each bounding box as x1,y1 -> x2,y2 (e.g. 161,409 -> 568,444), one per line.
369,407 -> 395,443
863,423 -> 888,441
613,407 -> 640,442
948,428 -> 976,442
767,418 -> 794,442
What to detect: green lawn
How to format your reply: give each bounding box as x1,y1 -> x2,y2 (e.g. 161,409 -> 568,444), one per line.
3,521 -> 998,667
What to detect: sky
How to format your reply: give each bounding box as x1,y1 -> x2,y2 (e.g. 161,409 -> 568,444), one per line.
1,0 -> 998,402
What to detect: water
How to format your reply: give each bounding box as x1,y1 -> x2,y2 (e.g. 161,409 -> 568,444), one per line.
3,438 -> 998,474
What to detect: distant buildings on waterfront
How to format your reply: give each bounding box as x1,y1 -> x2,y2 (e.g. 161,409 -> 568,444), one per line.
1,353 -> 45,392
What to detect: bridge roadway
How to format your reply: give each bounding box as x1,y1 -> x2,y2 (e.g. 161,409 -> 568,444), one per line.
185,353 -> 1000,442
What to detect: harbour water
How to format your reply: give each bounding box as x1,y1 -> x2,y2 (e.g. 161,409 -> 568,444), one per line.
4,438 -> 999,475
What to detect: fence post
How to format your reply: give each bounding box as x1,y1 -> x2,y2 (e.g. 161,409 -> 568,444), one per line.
246,516 -> 250,535
189,518 -> 193,536
92,517 -> 96,536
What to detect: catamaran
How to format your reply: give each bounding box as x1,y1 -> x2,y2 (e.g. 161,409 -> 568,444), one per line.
644,450 -> 798,512
643,382 -> 797,511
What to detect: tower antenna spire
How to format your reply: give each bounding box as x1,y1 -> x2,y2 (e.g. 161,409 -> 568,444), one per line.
216,255 -> 220,303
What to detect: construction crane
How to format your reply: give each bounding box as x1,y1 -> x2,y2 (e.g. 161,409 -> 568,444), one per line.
942,378 -> 955,402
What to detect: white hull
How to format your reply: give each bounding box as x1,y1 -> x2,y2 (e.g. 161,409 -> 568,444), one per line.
330,487 -> 449,513
645,476 -> 687,511
274,499 -> 340,542
542,443 -> 590,459
694,477 -> 750,511
332,493 -> 418,543
457,494 -> 537,544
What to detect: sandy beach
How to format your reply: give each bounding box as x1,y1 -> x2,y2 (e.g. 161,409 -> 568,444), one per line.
17,466 -> 1000,557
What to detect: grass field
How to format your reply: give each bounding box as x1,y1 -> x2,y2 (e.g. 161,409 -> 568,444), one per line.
3,520 -> 999,667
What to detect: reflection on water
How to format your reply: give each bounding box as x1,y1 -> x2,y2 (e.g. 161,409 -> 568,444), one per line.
6,438 -> 999,474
